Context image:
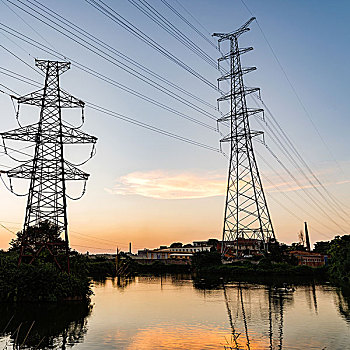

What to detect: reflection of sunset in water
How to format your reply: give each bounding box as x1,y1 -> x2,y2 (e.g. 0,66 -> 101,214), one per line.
126,324 -> 269,350
30,276 -> 347,350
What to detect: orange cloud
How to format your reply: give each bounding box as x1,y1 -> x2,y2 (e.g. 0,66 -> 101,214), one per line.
106,170 -> 226,199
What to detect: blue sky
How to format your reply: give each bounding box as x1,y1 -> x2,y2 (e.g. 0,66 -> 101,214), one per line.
0,0 -> 349,252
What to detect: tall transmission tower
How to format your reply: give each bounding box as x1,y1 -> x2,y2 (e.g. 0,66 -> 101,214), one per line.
1,60 -> 97,271
213,18 -> 275,257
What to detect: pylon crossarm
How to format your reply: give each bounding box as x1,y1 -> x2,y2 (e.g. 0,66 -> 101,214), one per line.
1,123 -> 39,142
61,124 -> 97,143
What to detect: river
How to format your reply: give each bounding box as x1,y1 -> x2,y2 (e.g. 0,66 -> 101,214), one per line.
0,275 -> 349,349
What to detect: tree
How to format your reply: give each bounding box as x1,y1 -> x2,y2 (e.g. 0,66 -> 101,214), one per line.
9,220 -> 65,255
266,241 -> 297,264
290,242 -> 306,251
313,241 -> 330,255
191,251 -> 221,270
170,242 -> 183,248
328,235 -> 350,285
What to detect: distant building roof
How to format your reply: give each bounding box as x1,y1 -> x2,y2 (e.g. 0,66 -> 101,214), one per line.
289,250 -> 325,256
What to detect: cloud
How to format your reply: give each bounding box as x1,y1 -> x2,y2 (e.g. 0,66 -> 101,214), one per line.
106,170 -> 226,199
105,165 -> 350,200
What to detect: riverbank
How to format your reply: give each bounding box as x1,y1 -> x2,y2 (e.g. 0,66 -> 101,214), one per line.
0,252 -> 92,302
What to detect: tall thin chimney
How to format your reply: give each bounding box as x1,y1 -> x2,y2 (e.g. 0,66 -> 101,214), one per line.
304,222 -> 311,252
129,242 -> 132,254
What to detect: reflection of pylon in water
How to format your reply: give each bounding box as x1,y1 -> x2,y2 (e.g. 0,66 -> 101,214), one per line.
223,284 -> 241,349
268,286 -> 286,349
223,283 -> 251,350
1,60 -> 97,272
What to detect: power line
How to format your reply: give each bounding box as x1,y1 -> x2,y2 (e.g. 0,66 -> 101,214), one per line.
8,0 -> 219,96
0,82 -> 17,95
161,0 -> 217,49
0,221 -> 17,234
0,65 -> 41,87
2,3 -> 346,241
70,229 -> 144,249
260,141 -> 348,234
127,0 -> 218,68
240,0 -> 345,177
0,76 -> 221,154
0,63 -> 218,132
256,150 -> 341,235
253,94 -> 350,215
0,18 -> 218,123
0,43 -> 38,75
0,0 -> 53,49
261,176 -> 333,240
250,94 -> 350,223
23,0 -> 219,110
84,0 -> 218,90
254,115 -> 349,226
86,102 -> 221,153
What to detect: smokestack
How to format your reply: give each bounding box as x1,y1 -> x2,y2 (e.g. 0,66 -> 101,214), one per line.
129,242 -> 132,254
304,222 -> 311,251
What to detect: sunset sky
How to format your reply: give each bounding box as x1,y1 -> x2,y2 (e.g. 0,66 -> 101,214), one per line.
0,0 -> 349,253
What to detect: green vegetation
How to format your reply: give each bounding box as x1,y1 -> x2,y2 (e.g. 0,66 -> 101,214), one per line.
191,235 -> 350,288
0,221 -> 94,302
86,258 -> 117,277
0,251 -> 92,302
328,235 -> 350,285
131,260 -> 190,274
191,251 -> 326,279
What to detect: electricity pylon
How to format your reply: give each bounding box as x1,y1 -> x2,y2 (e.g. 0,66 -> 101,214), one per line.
213,18 -> 275,257
1,60 -> 97,271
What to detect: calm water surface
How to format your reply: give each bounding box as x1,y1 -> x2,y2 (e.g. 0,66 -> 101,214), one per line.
0,275 -> 349,349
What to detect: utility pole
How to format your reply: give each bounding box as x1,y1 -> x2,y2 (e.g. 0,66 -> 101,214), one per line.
1,60 -> 97,272
213,18 -> 275,257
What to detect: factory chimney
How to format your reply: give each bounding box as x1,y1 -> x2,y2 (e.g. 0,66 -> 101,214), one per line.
304,222 -> 311,252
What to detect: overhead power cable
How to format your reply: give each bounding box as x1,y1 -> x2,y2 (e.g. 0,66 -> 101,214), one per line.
0,42 -> 38,75
127,0 -> 218,68
0,221 -> 17,234
0,82 -> 17,95
70,229 -> 144,250
261,176 -> 332,240
253,94 -> 350,215
4,2 -> 346,235
0,19 -> 218,123
240,0 -> 345,177
256,150 -> 342,235
84,0 -> 218,91
254,114 -> 349,226
19,0 -> 218,111
161,0 -> 217,49
0,66 -> 41,88
259,142 -> 348,234
0,77 -> 221,154
86,102 -> 221,153
0,63 -> 217,132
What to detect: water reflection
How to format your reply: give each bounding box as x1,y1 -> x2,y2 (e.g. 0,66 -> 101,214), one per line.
0,302 -> 91,349
336,288 -> 350,322
1,276 -> 349,349
216,281 -> 308,350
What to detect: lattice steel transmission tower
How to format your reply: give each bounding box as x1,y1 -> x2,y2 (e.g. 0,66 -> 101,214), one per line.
213,18 -> 275,256
1,60 -> 97,271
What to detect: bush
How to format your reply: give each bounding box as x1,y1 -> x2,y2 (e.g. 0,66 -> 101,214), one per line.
0,252 -> 92,302
328,235 -> 350,285
191,251 -> 222,271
